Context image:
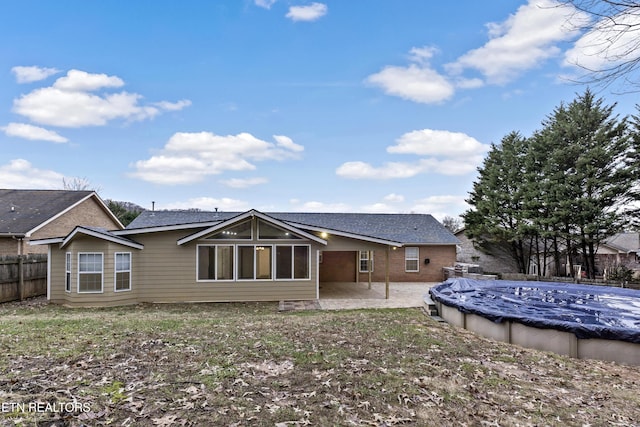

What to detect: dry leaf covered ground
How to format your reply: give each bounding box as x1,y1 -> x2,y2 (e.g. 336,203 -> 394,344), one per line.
0,298 -> 639,426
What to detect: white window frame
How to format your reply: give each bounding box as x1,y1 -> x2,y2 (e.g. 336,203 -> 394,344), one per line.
359,251 -> 373,273
77,252 -> 104,294
405,247 -> 420,272
114,252 -> 132,292
65,252 -> 72,293
197,244 -> 311,282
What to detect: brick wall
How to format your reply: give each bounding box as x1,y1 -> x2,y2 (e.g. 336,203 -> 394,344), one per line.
21,197 -> 121,256
320,251 -> 356,282
341,245 -> 456,283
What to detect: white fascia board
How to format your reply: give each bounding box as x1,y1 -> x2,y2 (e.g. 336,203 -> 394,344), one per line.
28,237 -> 64,246
177,210 -> 328,246
114,221 -> 223,236
61,227 -> 144,250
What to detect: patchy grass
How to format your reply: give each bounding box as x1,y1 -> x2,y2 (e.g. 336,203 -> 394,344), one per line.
0,298 -> 639,426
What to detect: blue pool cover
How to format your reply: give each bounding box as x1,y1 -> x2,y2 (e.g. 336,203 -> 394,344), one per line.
429,278 -> 640,343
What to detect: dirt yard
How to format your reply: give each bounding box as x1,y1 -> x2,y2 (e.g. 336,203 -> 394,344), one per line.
0,298 -> 639,426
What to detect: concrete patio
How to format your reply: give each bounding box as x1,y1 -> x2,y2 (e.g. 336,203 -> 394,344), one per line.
317,281 -> 437,310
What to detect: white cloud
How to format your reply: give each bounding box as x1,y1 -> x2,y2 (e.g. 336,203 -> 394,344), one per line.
255,0 -> 276,9
273,134 -> 304,152
564,9 -> 640,75
152,100 -> 193,111
336,157 -> 480,179
383,193 -> 404,203
337,129 -> 486,180
220,177 -> 268,188
0,159 -> 65,189
11,69 -> 190,128
290,200 -> 350,212
388,129 -> 489,157
165,197 -> 250,211
132,132 -> 304,184
286,3 -> 327,22
366,63 -> 454,104
11,66 -> 60,83
53,69 -> 124,91
366,1 -> 588,103
410,195 -> 469,220
1,123 -> 68,143
446,0 -> 584,84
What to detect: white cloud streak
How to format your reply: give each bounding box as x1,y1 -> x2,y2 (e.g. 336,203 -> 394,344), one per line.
164,197 -> 250,211
255,0 -> 276,9
286,3 -> 327,22
11,66 -> 60,83
1,123 -> 68,143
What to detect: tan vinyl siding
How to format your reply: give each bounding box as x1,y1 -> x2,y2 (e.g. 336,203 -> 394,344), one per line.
131,230 -> 319,303
49,236 -> 139,306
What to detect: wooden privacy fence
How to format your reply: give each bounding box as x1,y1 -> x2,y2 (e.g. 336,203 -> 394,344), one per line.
0,254 -> 47,303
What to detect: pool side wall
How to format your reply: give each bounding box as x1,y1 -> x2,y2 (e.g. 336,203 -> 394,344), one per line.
436,301 -> 640,366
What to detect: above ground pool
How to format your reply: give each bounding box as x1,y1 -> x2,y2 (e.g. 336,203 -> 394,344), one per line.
428,278 -> 640,365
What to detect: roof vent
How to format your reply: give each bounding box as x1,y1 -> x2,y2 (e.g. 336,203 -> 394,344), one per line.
10,206 -> 15,212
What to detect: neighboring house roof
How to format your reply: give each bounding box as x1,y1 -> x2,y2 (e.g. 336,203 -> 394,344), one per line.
602,232 -> 640,254
0,189 -> 123,236
126,210 -> 459,245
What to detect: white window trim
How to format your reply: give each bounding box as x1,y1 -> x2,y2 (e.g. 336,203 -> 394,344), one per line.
196,244 -> 311,282
238,245 -> 273,281
196,244 -> 235,282
405,247 -> 420,273
77,252 -> 104,294
114,252 -> 132,292
275,244 -> 311,281
359,250 -> 373,273
65,252 -> 72,293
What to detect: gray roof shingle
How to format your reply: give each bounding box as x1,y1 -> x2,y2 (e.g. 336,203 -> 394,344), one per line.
0,189 -> 93,234
127,210 -> 459,245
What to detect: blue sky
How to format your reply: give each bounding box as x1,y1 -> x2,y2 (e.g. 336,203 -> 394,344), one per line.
1,0 -> 638,219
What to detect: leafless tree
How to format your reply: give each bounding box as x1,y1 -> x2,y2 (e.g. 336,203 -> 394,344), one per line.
62,177 -> 102,193
560,0 -> 640,91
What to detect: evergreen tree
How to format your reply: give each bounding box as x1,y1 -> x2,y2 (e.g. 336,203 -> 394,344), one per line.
463,132 -> 533,273
543,90 -> 632,278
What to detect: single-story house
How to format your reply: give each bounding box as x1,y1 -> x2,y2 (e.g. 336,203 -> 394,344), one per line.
596,232 -> 640,279
31,209 -> 459,306
0,189 -> 123,256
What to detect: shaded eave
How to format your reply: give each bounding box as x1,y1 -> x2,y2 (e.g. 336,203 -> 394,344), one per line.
29,226 -> 143,250
176,210 -> 328,246
283,221 -> 404,247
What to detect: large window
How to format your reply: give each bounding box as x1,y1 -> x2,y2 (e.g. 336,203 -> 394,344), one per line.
258,220 -> 301,240
65,253 -> 71,292
198,245 -> 234,280
197,244 -> 310,281
78,253 -> 103,293
276,245 -> 310,279
208,220 -> 252,239
115,252 -> 131,292
405,247 -> 419,272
